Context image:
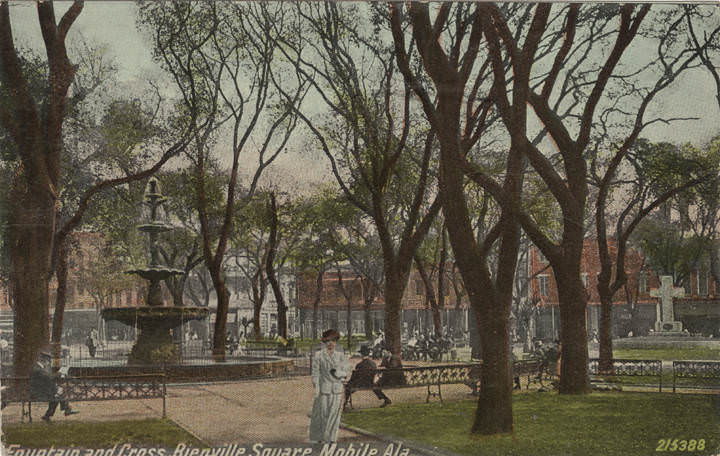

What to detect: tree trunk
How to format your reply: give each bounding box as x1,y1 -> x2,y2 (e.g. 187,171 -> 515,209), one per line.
415,256 -> 441,335
364,304 -> 373,339
473,306 -> 513,434
556,265 -> 591,393
335,269 -> 356,350
210,267 -> 229,361
363,281 -> 375,340
9,177 -> 55,377
51,236 -> 69,346
268,273 -> 287,339
266,193 -> 288,339
437,227 -> 448,335
436,96 -> 516,434
253,301 -> 262,341
1,0 -> 83,377
597,282 -> 614,374
431,301 -> 442,335
312,270 -> 324,340
346,294 -> 353,351
250,265 -> 267,341
383,266 -> 409,359
452,266 -> 465,338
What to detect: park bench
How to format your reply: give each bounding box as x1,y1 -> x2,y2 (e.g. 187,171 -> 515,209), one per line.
513,359 -> 546,389
588,358 -> 663,392
345,360 -> 546,408
344,363 -> 481,408
672,361 -> 720,392
0,373 -> 166,422
348,360 -> 552,407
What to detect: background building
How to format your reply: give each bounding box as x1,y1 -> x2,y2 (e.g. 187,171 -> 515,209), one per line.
529,238 -> 720,339
295,267 -> 470,340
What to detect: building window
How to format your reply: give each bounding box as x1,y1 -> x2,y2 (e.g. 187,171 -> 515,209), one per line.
538,275 -> 549,297
639,271 -> 648,293
698,268 -> 708,296
582,273 -> 589,288
415,279 -> 423,296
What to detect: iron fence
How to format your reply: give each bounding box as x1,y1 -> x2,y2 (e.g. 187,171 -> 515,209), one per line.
51,339 -> 315,370
673,360 -> 720,392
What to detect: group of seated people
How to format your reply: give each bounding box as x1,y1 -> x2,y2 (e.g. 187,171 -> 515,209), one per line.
343,345 -> 395,409
344,344 -> 529,406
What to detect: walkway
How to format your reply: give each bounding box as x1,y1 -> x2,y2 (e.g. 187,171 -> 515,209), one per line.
1,375 -> 474,446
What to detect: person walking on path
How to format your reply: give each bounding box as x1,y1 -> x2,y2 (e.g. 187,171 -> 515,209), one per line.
344,345 -> 391,409
309,329 -> 349,444
31,347 -> 79,422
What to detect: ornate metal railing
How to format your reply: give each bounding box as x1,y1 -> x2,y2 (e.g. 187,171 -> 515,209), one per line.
672,361 -> 720,392
390,363 -> 476,387
1,373 -> 166,423
588,358 -> 663,392
59,374 -> 165,401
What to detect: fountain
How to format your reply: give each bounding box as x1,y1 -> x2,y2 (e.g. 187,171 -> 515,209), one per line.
101,178 -> 209,365
69,178 -> 296,381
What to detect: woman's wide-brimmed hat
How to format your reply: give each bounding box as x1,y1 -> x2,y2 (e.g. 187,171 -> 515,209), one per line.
321,329 -> 340,342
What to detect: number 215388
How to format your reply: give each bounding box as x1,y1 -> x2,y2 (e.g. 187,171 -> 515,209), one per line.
656,439 -> 705,452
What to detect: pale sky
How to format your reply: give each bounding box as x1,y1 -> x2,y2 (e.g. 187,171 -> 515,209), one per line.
8,1 -> 720,174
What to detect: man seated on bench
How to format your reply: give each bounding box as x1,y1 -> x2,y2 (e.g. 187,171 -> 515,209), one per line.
31,347 -> 79,422
344,346 -> 391,409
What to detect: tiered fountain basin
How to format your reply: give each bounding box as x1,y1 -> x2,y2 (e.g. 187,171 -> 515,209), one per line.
92,306 -> 295,382
68,356 -> 296,383
102,306 -> 209,365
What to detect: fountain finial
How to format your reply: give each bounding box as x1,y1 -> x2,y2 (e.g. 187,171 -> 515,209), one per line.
127,177 -> 182,304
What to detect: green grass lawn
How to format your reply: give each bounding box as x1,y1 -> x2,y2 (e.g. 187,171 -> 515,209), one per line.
2,418 -> 203,448
614,347 -> 720,360
342,392 -> 720,456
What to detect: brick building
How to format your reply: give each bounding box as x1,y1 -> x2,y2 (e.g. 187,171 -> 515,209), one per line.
529,238 -> 720,339
0,232 -> 149,344
295,268 -> 470,339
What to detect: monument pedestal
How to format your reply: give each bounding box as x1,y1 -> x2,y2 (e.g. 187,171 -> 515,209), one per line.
653,320 -> 687,336
655,321 -> 683,332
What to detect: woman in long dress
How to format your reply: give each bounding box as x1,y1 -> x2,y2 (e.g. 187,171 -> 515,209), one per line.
309,329 -> 350,443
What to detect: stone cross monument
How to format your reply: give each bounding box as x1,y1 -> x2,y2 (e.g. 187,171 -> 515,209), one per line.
649,275 -> 685,333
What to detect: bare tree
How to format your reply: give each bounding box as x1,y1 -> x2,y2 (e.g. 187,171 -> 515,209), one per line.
139,2 -> 304,359
389,1 -> 526,434
472,4 -> 698,394
274,3 -> 440,363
